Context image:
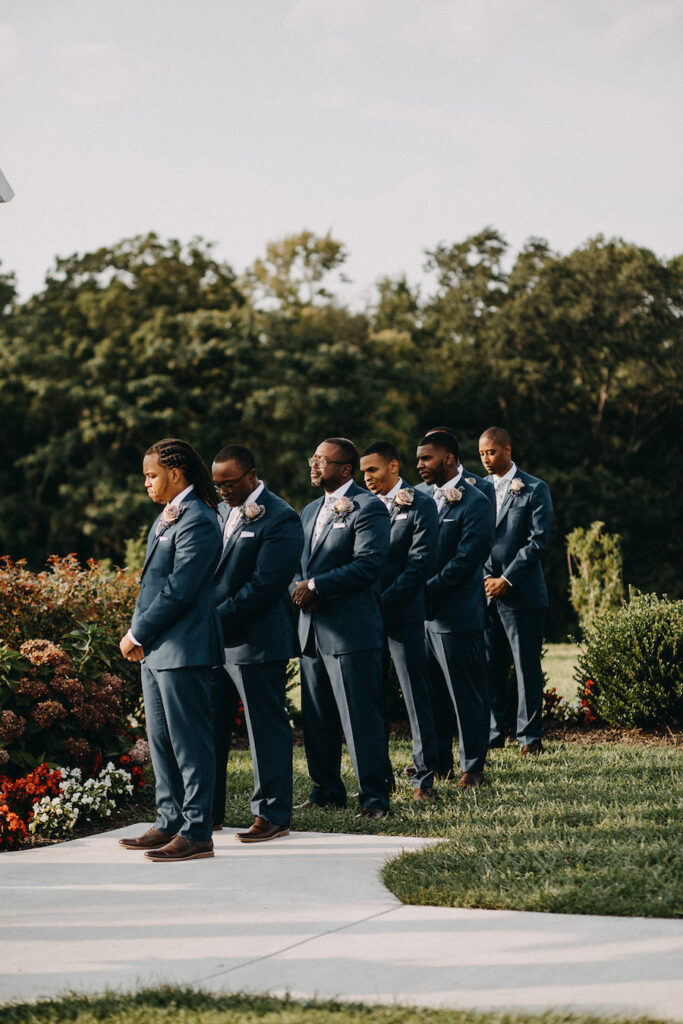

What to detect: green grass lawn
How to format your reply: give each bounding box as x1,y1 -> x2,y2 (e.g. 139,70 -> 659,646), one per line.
0,988 -> 673,1024
542,642 -> 579,698
220,738 -> 682,919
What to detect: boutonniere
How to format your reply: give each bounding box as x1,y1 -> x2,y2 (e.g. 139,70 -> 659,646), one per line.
241,503 -> 266,523
465,477 -> 477,486
333,496 -> 354,520
443,487 -> 464,504
509,479 -> 525,496
393,488 -> 414,510
158,504 -> 186,533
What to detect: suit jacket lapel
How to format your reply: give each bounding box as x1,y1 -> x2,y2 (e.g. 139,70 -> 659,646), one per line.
302,496 -> 324,572
389,478 -> 405,522
495,472 -> 519,527
308,483 -> 358,565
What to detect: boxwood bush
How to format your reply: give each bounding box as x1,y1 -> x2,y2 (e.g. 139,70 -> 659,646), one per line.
576,591 -> 683,729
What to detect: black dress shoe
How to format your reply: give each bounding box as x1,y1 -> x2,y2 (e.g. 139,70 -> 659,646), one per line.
521,740 -> 544,755
235,817 -> 290,843
457,771 -> 484,789
488,736 -> 506,749
144,836 -> 214,861
354,807 -> 388,821
212,824 -> 224,832
119,827 -> 173,850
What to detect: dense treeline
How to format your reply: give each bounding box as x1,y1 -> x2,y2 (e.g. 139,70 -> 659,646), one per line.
0,228 -> 680,636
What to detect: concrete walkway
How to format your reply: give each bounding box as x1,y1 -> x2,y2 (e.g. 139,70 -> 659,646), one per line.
2,823 -> 682,1020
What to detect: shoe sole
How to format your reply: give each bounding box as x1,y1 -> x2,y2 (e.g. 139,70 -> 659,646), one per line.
144,850 -> 215,861
119,841 -> 170,850
234,829 -> 290,843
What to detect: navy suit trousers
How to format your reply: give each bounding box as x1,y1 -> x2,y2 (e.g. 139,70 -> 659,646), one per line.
211,661 -> 293,828
388,627 -> 438,789
424,629 -> 489,775
141,662 -> 215,841
485,602 -> 546,746
300,647 -> 389,812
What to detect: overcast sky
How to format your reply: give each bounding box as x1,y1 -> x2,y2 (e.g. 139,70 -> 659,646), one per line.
1,0 -> 681,305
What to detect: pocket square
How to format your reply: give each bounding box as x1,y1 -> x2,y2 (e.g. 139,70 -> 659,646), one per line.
395,513 -> 408,520
158,536 -> 170,543
240,531 -> 255,538
332,522 -> 346,529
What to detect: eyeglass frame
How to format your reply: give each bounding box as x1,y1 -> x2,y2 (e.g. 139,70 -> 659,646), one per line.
307,456 -> 348,469
213,465 -> 255,494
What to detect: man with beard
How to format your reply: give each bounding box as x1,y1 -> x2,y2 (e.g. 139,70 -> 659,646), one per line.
291,437 -> 391,819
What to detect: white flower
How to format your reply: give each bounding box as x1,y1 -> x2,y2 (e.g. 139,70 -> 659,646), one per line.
444,487 -> 464,504
509,478 -> 525,494
394,488 -> 415,509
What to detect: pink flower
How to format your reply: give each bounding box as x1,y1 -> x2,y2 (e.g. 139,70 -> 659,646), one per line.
444,487 -> 464,504
394,489 -> 415,509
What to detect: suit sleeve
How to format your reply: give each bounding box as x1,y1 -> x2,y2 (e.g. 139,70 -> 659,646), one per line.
313,500 -> 390,599
382,500 -> 438,612
427,496 -> 494,601
501,481 -> 553,586
218,512 -> 304,630
131,513 -> 221,647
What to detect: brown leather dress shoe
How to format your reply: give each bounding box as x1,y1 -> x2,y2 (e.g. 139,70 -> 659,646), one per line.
402,765 -> 417,778
235,816 -> 290,843
414,787 -> 434,800
354,807 -> 388,820
144,836 -> 214,861
521,740 -> 544,755
457,771 -> 484,788
118,827 -> 173,850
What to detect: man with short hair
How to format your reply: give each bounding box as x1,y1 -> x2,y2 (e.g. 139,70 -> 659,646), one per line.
211,443 -> 304,842
360,441 -> 439,799
291,437 -> 391,819
119,438 -> 223,861
417,427 -> 495,506
417,431 -> 494,788
479,427 -> 553,755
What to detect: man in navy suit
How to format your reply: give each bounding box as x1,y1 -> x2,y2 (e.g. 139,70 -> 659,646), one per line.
479,427 -> 553,754
119,438 -> 223,861
291,437 -> 391,819
360,441 -> 439,799
211,444 -> 304,843
418,431 -> 495,788
415,426 -> 495,777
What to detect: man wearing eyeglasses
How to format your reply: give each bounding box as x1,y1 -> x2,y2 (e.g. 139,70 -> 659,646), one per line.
290,438 -> 391,820
211,444 -> 304,842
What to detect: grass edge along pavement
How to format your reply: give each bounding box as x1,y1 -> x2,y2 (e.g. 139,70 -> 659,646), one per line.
0,987 -> 676,1024
219,739 -> 682,920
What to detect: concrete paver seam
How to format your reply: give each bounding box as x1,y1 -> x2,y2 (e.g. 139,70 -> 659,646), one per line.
190,905 -> 403,985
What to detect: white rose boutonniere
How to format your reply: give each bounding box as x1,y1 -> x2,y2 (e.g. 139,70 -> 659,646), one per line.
333,496 -> 354,520
393,488 -> 414,510
509,479 -> 525,496
444,487 -> 464,504
465,476 -> 477,486
158,504 -> 186,533
241,503 -> 266,523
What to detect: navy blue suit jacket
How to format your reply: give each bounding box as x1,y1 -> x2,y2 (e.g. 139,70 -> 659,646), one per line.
417,468 -> 494,506
485,468 -> 552,609
424,479 -> 495,632
379,481 -> 438,633
215,487 -> 304,664
131,489 -> 223,670
294,481 -> 390,655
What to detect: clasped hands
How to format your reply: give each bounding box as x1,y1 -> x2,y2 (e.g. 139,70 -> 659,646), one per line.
485,576 -> 511,600
119,634 -> 145,662
290,580 -> 320,611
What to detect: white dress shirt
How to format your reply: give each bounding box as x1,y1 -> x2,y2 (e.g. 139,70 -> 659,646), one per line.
310,478 -> 354,587
378,478 -> 402,509
223,480 -> 265,545
492,462 -> 517,513
433,466 -> 463,510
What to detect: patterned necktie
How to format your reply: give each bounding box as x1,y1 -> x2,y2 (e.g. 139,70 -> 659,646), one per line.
313,495 -> 336,546
223,506 -> 242,545
494,478 -> 506,513
433,487 -> 445,511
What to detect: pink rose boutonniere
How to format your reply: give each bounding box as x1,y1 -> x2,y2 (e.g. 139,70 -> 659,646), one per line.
158,504 -> 186,534
443,487 -> 464,504
394,488 -> 415,510
241,503 -> 266,523
333,496 -> 354,521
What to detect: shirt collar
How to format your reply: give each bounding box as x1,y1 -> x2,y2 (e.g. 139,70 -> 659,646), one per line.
243,480 -> 265,506
438,466 -> 463,490
168,484 -> 194,507
382,479 -> 402,503
324,479 -> 354,501
494,462 -> 517,485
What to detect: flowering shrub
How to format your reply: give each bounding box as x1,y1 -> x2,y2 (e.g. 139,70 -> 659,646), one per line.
29,763 -> 135,840
576,591 -> 683,729
0,636 -> 136,774
542,686 -> 587,726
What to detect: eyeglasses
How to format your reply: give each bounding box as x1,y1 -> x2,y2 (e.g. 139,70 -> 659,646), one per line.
308,456 -> 347,469
213,466 -> 255,494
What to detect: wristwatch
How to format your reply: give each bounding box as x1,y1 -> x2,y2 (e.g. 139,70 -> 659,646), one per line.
307,578 -> 317,592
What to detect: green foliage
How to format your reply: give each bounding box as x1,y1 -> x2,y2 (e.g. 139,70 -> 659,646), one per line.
576,591 -> 683,729
567,521 -> 624,633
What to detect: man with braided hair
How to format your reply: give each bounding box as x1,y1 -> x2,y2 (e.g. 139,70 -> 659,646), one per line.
119,438 -> 223,862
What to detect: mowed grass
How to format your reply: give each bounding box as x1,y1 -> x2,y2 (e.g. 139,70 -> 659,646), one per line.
221,739 -> 682,919
542,642 -> 579,698
0,988 -> 673,1024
